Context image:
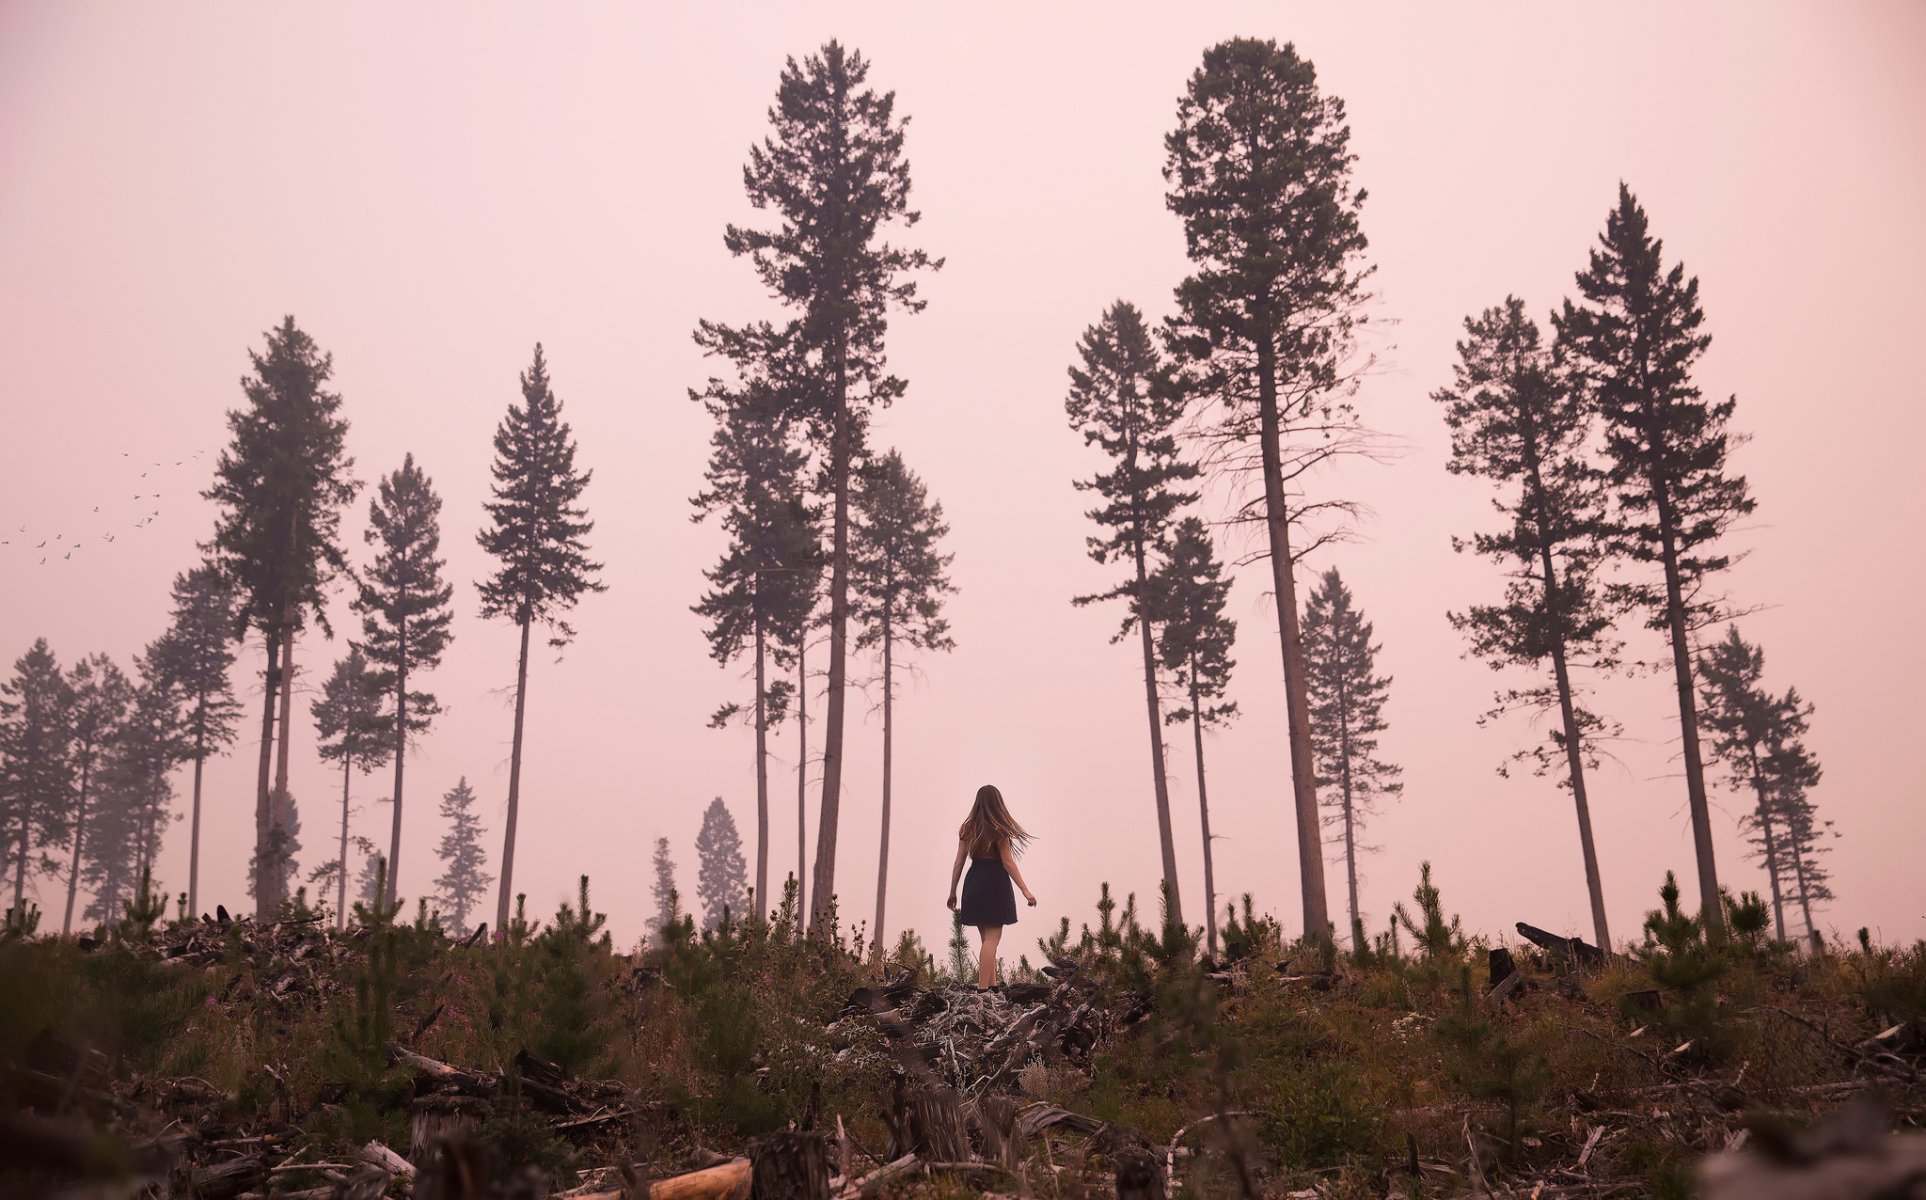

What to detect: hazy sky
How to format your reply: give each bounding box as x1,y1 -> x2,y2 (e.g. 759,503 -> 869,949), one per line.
3,3 -> 1922,953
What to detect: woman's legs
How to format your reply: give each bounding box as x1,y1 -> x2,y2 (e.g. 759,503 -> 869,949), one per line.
975,925 -> 1002,989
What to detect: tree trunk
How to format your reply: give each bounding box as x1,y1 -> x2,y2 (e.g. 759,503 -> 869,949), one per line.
874,611 -> 893,949
1786,817 -> 1816,943
1131,522 -> 1182,926
337,749 -> 352,930
11,809 -> 24,917
795,636 -> 807,931
1338,675 -> 1361,957
62,754 -> 93,936
253,627 -> 282,920
385,631 -> 408,909
1651,478 -> 1722,937
1254,330 -> 1329,940
1189,673 -> 1218,958
810,354 -> 850,937
1744,745 -> 1788,943
188,710 -> 207,919
270,627 -> 296,909
754,603 -> 769,921
494,616 -> 534,934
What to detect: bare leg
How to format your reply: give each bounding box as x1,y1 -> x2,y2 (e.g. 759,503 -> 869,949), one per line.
976,925 -> 1002,989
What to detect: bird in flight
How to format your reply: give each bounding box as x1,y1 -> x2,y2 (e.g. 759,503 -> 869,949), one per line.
64,551 -> 71,560
36,541 -> 45,548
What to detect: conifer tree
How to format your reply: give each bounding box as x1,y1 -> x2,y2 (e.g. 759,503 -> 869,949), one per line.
699,41 -> 939,933
851,449 -> 955,945
694,797 -> 751,930
648,836 -> 679,945
1,639 -> 73,918
1163,39 -> 1376,938
1147,517 -> 1238,957
158,564 -> 242,918
477,344 -> 604,933
691,364 -> 821,914
312,648 -> 392,929
1436,297 -> 1619,949
1065,301 -> 1197,924
355,841 -> 386,910
203,317 -> 359,917
1555,185 -> 1755,935
1771,735 -> 1832,942
117,644 -> 189,905
433,777 -> 492,937
61,654 -> 131,935
356,453 -> 455,906
1302,568 -> 1402,955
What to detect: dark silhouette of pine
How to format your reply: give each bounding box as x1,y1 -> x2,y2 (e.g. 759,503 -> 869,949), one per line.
104,645 -> 188,918
691,361 -> 821,916
356,453 -> 455,907
433,777 -> 492,937
1,639 -> 74,918
312,647 -> 392,930
1163,39 -> 1377,941
850,449 -> 955,946
699,41 -> 940,934
1698,628 -> 1830,943
61,654 -> 131,936
1147,517 -> 1238,957
694,797 -> 750,931
1555,185 -> 1755,936
203,317 -> 359,918
648,836 -> 679,945
1302,568 -> 1402,955
1436,297 -> 1619,950
1065,301 -> 1197,925
1771,735 -> 1832,943
156,564 -> 242,919
477,344 -> 604,934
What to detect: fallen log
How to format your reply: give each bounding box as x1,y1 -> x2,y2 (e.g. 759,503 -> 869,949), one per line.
1514,922 -> 1605,967
561,1158 -> 750,1200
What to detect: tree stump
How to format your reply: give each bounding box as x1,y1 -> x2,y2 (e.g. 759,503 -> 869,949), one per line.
749,1131 -> 829,1200
1489,947 -> 1516,987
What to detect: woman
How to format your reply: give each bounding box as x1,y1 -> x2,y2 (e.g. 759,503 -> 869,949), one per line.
946,784 -> 1037,991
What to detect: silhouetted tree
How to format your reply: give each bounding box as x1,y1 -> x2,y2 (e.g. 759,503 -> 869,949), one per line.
433,777 -> 492,937
648,836 -> 679,945
1771,735 -> 1832,942
1436,297 -> 1619,950
158,564 -> 242,919
203,317 -> 359,917
1147,517 -> 1238,957
1065,301 -> 1197,925
61,654 -> 131,935
1555,185 -> 1755,935
312,648 -> 392,929
1,639 -> 73,917
357,453 -> 455,907
477,344 -> 604,933
694,797 -> 751,930
1164,39 -> 1377,939
117,645 -> 188,909
354,839 -> 386,910
851,449 -> 955,945
699,41 -> 940,933
1302,568 -> 1401,955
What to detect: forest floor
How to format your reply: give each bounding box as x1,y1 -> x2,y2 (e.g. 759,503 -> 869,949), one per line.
1,873 -> 1922,1199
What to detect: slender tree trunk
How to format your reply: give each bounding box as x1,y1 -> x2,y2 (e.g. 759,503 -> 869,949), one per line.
270,627 -> 296,908
1254,329 -> 1329,939
337,748 -> 352,930
1786,813 -> 1817,943
188,708 -> 206,919
253,626 -> 282,920
62,755 -> 94,936
1743,745 -> 1788,943
796,637 -> 807,932
874,611 -> 894,949
1131,521 -> 1183,925
1189,673 -> 1218,958
754,603 -> 769,920
811,353 -> 850,937
385,629 -> 409,909
1338,676 -> 1362,957
11,812 -> 24,917
1650,474 -> 1722,936
494,616 -> 533,934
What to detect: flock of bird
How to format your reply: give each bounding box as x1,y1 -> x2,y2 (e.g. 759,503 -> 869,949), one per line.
3,449 -> 204,565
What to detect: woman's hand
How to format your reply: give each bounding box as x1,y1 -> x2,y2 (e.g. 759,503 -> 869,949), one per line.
1025,891 -> 1038,908
947,893 -> 958,911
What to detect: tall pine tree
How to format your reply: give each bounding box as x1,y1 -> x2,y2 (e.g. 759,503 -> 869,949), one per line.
694,797 -> 751,930
203,317 -> 359,917
1436,297 -> 1619,950
1302,568 -> 1401,955
1147,517 -> 1238,957
119,643 -> 189,906
158,565 -> 242,919
1065,300 -> 1196,924
357,453 -> 455,906
61,654 -> 131,935
700,41 -> 939,933
0,639 -> 73,918
850,449 -> 955,945
312,648 -> 392,929
1163,39 -> 1376,939
648,836 -> 680,945
477,344 -> 604,933
433,777 -> 492,937
1555,185 -> 1755,936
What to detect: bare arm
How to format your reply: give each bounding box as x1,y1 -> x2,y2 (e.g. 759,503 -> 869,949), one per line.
1000,839 -> 1036,906
946,836 -> 967,909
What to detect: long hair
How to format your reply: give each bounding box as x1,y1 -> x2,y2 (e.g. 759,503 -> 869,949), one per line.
960,784 -> 1032,857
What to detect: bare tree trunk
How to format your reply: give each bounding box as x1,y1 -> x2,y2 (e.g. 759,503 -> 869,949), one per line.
810,356 -> 850,937
873,612 -> 893,950
384,631 -> 408,909
1337,677 -> 1362,957
1189,673 -> 1218,958
795,637 -> 807,932
754,604 -> 769,920
1744,746 -> 1788,943
494,616 -> 533,934
1131,527 -> 1182,926
1652,478 -> 1722,937
253,627 -> 282,920
270,627 -> 296,909
62,755 -> 94,936
336,748 -> 352,929
1786,817 -> 1817,943
187,712 -> 206,919
1255,330 -> 1329,940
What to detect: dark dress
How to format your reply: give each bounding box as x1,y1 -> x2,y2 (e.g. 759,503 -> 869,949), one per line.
958,853 -> 1018,927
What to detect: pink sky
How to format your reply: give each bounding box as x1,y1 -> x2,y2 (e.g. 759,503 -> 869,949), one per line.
2,3 -> 1922,952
